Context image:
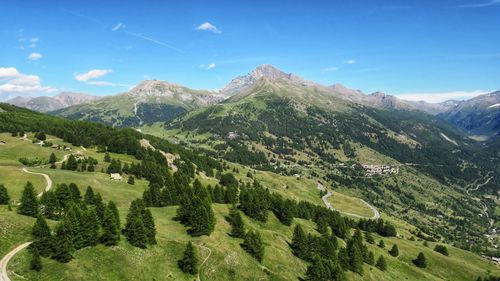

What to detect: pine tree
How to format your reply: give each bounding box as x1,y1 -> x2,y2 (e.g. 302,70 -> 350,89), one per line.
84,186 -> 95,205
49,152 -> 57,164
94,193 -> 105,223
55,183 -> 73,209
128,176 -> 135,185
178,241 -> 199,274
108,201 -> 120,228
413,252 -> 427,268
434,244 -> 449,256
68,183 -> 81,202
305,258 -> 345,281
0,184 -> 9,204
241,230 -> 265,262
65,155 -> 78,171
30,248 -> 42,271
64,203 -> 84,249
423,240 -> 429,247
389,244 -> 399,257
18,182 -> 38,217
32,216 -> 53,257
81,208 -> 99,247
348,242 -> 364,274
104,152 -> 111,163
37,131 -> 46,141
142,208 -> 157,245
291,225 -> 308,259
378,239 -> 385,248
51,222 -> 73,263
366,251 -> 375,265
124,200 -> 148,248
40,191 -> 59,220
101,205 -> 120,246
376,255 -> 387,271
365,232 -> 375,244
228,206 -> 245,238
338,247 -> 349,271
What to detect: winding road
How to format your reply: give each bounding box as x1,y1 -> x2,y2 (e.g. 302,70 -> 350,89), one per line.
196,244 -> 212,281
0,166 -> 57,280
466,175 -> 495,229
318,182 -> 380,219
21,168 -> 53,197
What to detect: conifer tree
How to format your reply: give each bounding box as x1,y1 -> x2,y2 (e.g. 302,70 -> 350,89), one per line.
123,199 -> 148,248
55,183 -> 73,210
84,186 -> 95,205
366,251 -> 375,265
49,152 -> 57,164
178,241 -> 199,274
108,201 -> 120,228
81,208 -> 99,247
291,225 -> 308,259
65,155 -> 78,171
93,193 -> 105,223
241,230 -> 265,262
376,255 -> 387,271
413,252 -> 427,268
32,216 -> 53,257
316,217 -> 328,235
101,205 -> 120,246
365,232 -> 375,244
378,239 -> 385,248
338,247 -> 349,271
40,191 -> 59,219
434,244 -> 449,256
30,248 -> 42,271
0,184 -> 9,204
18,182 -> 38,217
68,183 -> 81,202
142,208 -> 157,245
64,203 -> 83,249
51,222 -> 73,263
228,206 -> 245,238
104,152 -> 111,163
128,176 -> 135,185
389,244 -> 399,257
305,258 -> 346,281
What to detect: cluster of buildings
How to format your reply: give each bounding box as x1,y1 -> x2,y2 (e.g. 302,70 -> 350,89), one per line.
362,164 -> 399,177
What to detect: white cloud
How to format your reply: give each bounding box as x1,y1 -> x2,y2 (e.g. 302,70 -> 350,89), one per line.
28,53 -> 42,61
196,22 -> 221,34
200,63 -> 216,70
30,38 -> 39,43
74,68 -> 128,87
396,90 -> 491,103
324,66 -> 339,72
112,23 -> 126,31
345,60 -> 356,64
74,69 -> 113,82
0,67 -> 56,99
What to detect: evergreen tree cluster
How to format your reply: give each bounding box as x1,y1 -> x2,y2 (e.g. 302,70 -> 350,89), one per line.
176,182 -> 216,237
433,244 -> 449,256
358,218 -> 397,237
29,193 -> 121,268
123,199 -> 156,248
0,184 -> 10,204
241,230 -> 265,262
61,155 -> 98,172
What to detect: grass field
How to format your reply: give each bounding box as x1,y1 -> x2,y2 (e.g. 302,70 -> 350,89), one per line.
328,191 -> 375,218
1,132 -> 500,281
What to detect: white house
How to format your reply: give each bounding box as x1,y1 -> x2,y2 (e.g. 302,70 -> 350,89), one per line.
110,173 -> 123,181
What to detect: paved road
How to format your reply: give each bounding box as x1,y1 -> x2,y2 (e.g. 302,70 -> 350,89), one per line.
0,242 -> 31,281
21,168 -> 52,197
319,182 -> 380,219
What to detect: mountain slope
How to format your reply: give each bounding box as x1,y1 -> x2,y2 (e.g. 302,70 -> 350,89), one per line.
439,91 -> 500,136
6,92 -> 100,112
52,80 -> 224,127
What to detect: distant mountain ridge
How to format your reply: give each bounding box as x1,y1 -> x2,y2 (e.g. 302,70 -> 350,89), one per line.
6,92 -> 100,112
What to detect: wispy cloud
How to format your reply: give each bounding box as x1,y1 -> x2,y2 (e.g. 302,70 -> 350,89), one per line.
396,90 -> 491,103
0,67 -> 56,100
124,31 -> 183,53
65,10 -> 182,53
112,23 -> 126,31
345,59 -> 356,65
74,69 -> 113,82
200,63 -> 216,70
196,22 -> 221,34
74,69 -> 127,87
28,53 -> 42,61
323,66 -> 339,72
457,0 -> 500,8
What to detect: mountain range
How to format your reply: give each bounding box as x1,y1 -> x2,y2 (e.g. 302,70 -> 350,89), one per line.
4,64 -> 500,137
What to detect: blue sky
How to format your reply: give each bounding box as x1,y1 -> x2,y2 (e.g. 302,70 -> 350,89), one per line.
0,0 -> 499,102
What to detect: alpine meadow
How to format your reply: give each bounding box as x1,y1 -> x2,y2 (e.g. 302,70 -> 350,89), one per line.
1,1 -> 500,281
